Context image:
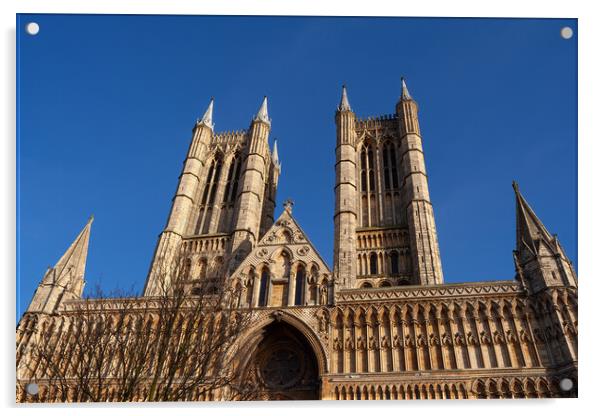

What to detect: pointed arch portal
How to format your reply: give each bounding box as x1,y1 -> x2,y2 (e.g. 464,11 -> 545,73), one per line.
239,319 -> 321,400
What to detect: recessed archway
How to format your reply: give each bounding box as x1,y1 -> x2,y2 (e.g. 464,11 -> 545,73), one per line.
239,320 -> 321,400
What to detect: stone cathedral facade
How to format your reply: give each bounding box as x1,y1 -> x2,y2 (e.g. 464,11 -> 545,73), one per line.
17,79 -> 578,401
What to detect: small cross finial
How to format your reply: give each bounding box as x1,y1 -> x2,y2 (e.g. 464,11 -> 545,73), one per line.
283,199 -> 294,213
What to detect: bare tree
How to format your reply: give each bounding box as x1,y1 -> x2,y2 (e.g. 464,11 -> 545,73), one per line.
18,254 -> 256,402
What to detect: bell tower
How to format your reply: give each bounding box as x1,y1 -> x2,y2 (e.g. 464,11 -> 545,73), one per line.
333,78 -> 444,289
144,97 -> 280,295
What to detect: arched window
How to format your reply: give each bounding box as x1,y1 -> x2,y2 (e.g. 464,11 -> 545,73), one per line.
390,251 -> 399,275
222,153 -> 242,204
379,280 -> 392,288
294,265 -> 305,306
198,258 -> 207,279
369,253 -> 378,275
360,143 -> 376,193
360,281 -> 373,289
360,148 -> 367,192
382,141 -> 399,190
282,230 -> 293,243
383,144 -> 391,190
390,144 -> 399,189
200,162 -> 214,205
201,154 -> 223,205
258,268 -> 269,307
368,148 -> 375,190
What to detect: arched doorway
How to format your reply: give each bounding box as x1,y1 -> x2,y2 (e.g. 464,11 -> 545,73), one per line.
242,321 -> 320,400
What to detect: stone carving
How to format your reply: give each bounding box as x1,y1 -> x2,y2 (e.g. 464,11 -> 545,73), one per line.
519,329 -> 532,344
271,310 -> 284,322
333,337 -> 342,351
368,336 -> 378,350
480,331 -> 492,345
320,285 -> 328,305
441,332 -> 453,347
297,246 -> 310,256
316,310 -> 329,334
466,331 -> 479,346
381,335 -> 391,349
356,336 -> 366,351
345,336 -> 355,351
392,334 -> 402,349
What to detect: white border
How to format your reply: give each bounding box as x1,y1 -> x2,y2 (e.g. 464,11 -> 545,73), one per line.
3,1 -> 600,415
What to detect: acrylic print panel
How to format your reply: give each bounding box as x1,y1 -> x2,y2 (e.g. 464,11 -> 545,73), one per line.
16,14 -> 577,402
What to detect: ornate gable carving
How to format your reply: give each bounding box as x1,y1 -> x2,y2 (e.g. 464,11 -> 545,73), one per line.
230,209 -> 331,280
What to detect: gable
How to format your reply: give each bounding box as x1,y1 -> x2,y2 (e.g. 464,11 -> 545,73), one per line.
229,208 -> 331,282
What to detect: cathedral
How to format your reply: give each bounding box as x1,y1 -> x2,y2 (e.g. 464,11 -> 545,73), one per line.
16,78 -> 578,401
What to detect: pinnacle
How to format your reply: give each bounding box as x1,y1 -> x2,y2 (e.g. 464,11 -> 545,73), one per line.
338,85 -> 352,112
47,217 -> 93,290
401,77 -> 412,101
254,96 -> 271,126
514,182 -> 554,250
197,98 -> 214,130
272,139 -> 280,166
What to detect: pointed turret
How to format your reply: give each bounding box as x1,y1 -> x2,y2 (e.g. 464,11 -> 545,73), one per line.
334,84 -> 358,289
513,181 -> 553,251
146,96 -> 213,295
197,98 -> 214,130
254,96 -> 271,126
25,216 -> 93,315
512,182 -> 577,292
230,96 -> 273,268
396,76 -> 420,136
401,76 -> 412,101
272,139 -> 281,168
338,85 -> 352,112
395,77 -> 443,285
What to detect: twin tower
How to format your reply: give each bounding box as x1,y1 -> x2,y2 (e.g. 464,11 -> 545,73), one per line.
143,79 -> 443,295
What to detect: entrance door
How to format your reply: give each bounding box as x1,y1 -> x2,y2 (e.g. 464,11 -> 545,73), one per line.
244,322 -> 320,400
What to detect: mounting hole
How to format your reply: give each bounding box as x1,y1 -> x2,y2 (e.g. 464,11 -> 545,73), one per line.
25,22 -> 40,36
560,26 -> 573,40
559,378 -> 574,391
25,383 -> 39,396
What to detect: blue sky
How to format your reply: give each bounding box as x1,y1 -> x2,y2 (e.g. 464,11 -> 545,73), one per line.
16,15 -> 577,317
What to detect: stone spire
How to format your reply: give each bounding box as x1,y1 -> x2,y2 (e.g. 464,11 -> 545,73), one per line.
197,98 -> 214,130
512,181 -> 577,292
272,139 -> 280,167
254,96 -> 271,126
338,85 -> 352,112
513,181 -> 554,250
25,216 -> 93,314
401,77 -> 412,101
